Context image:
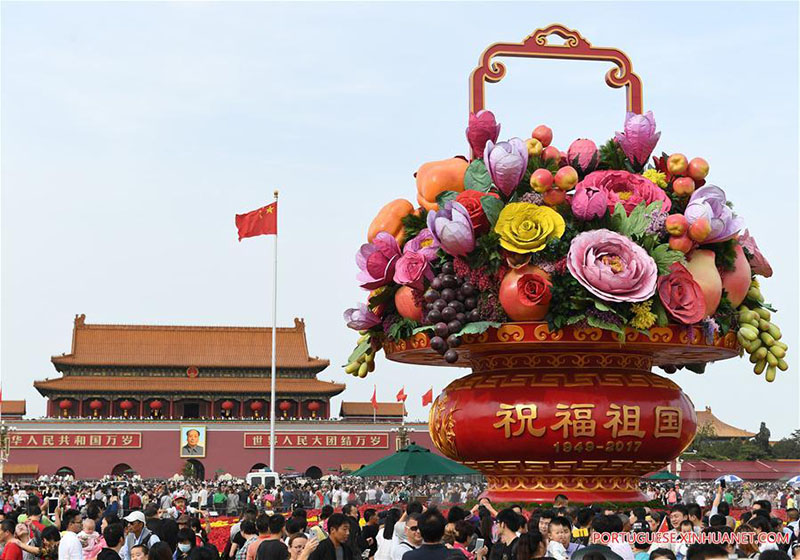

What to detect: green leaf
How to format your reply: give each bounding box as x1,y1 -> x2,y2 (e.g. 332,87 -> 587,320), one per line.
411,325 -> 434,335
368,286 -> 396,308
593,299 -> 613,312
387,318 -> 419,342
401,212 -> 428,240
436,190 -> 459,207
565,314 -> 586,326
598,139 -> 627,171
650,243 -> 686,275
587,315 -> 625,335
651,298 -> 670,327
481,196 -> 504,228
346,339 -> 371,363
454,321 -> 501,337
464,160 -> 493,192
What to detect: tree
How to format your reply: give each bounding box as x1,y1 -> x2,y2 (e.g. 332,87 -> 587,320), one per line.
182,461 -> 196,479
772,429 -> 800,459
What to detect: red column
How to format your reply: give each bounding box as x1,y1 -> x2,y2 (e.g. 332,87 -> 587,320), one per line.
240,400 -> 245,419
210,399 -> 215,419
139,399 -> 143,418
169,398 -> 174,419
78,399 -> 83,418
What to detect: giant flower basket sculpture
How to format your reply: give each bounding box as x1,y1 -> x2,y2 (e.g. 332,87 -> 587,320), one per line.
343,25 -> 788,502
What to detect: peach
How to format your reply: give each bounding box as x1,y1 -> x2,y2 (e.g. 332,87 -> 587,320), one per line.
688,217 -> 712,243
554,166 -> 578,191
542,145 -> 560,162
665,214 -> 689,236
720,243 -> 752,307
667,153 -> 689,175
543,188 -> 567,206
669,234 -> 694,254
394,286 -> 423,322
532,125 -> 553,148
684,249 -> 722,316
687,157 -> 709,181
529,169 -> 553,193
673,177 -> 696,196
499,265 -> 551,321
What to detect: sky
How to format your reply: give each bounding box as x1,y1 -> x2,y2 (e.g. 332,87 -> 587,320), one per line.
2,2 -> 799,437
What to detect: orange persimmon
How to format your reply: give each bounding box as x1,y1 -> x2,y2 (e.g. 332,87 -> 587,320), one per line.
367,198 -> 415,243
416,157 -> 469,211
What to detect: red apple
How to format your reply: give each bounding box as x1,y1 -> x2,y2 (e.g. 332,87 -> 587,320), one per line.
687,157 -> 709,181
532,125 -> 553,148
554,166 -> 578,191
542,188 -> 567,206
684,249 -> 722,316
720,243 -> 752,307
668,234 -> 694,254
665,214 -> 689,236
529,168 -> 553,193
499,265 -> 551,321
672,177 -> 696,196
542,145 -> 560,162
667,153 -> 689,175
394,286 -> 423,322
688,217 -> 712,243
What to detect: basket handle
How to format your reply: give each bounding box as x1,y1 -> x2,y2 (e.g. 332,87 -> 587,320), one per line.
470,24 -> 643,117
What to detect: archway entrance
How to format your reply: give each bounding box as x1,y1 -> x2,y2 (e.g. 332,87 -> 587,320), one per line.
55,466 -> 75,477
250,463 -> 269,472
186,459 -> 205,480
304,466 -> 323,479
111,463 -> 136,476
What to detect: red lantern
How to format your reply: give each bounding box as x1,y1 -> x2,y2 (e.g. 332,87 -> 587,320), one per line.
120,400 -> 134,417
250,401 -> 263,418
221,400 -> 235,417
89,399 -> 103,417
59,399 -> 72,417
149,400 -> 162,417
307,401 -> 321,418
279,400 -> 291,417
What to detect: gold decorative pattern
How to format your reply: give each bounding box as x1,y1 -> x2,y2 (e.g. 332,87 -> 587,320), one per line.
429,393 -> 460,460
470,352 -> 652,373
497,324 -> 525,342
444,370 -> 681,392
485,474 -> 640,492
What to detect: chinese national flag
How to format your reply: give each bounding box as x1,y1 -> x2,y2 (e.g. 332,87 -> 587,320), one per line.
371,386 -> 378,410
396,387 -> 407,402
656,515 -> 670,533
235,202 -> 277,241
422,387 -> 433,407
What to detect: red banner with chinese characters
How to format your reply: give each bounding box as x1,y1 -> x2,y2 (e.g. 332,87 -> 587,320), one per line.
243,432 -> 389,449
10,433 -> 142,449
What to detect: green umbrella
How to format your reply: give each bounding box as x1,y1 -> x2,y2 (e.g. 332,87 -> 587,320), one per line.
351,444 -> 479,477
647,470 -> 679,480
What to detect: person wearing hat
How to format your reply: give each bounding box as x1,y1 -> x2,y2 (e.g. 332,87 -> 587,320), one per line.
166,495 -> 196,521
119,512 -> 159,560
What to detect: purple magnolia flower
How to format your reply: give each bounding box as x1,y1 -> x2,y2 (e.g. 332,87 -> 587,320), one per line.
571,181 -> 609,221
684,185 -> 745,243
427,201 -> 475,257
567,229 -> 658,303
343,304 -> 382,331
355,231 -> 401,290
484,138 -> 528,197
567,139 -> 598,174
614,111 -> 661,167
466,110 -> 501,157
402,228 -> 439,261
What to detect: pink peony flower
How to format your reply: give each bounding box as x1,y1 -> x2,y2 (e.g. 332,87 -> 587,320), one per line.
738,229 -> 772,278
567,139 -> 598,174
394,251 -> 434,290
571,181 -> 609,221
579,170 -> 671,215
355,232 -> 401,290
615,111 -> 661,168
567,229 -> 658,303
466,110 -> 501,157
657,263 -> 707,324
402,228 -> 439,261
343,304 -> 382,330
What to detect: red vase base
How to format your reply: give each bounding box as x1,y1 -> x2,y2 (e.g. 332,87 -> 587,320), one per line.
483,475 -> 647,504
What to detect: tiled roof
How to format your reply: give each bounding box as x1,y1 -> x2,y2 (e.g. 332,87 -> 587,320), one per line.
51,315 -> 329,370
4,464 -> 39,475
34,376 -> 345,396
1,400 -> 26,416
696,407 -> 756,438
680,460 -> 800,481
340,402 -> 406,417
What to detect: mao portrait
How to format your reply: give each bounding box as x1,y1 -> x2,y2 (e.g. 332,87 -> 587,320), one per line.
180,426 -> 206,458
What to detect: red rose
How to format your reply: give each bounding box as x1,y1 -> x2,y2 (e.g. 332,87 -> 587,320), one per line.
657,263 -> 707,324
455,190 -> 500,234
518,273 -> 552,307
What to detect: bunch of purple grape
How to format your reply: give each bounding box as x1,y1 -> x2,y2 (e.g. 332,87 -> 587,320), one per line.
423,262 -> 480,363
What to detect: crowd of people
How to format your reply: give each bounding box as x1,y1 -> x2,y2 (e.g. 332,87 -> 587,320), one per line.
0,477 -> 798,560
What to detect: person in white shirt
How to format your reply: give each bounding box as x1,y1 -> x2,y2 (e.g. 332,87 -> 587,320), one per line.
59,510 -> 85,560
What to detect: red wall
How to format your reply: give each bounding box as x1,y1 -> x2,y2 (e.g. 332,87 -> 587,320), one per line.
8,420 -> 434,479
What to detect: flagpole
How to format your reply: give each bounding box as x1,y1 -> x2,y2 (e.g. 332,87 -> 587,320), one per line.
269,190 -> 278,473
373,385 -> 376,424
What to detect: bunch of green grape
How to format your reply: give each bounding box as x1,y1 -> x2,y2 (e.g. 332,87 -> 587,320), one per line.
343,332 -> 376,378
737,280 -> 788,382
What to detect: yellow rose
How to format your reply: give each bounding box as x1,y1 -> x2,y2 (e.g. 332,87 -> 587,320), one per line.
494,202 -> 566,254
